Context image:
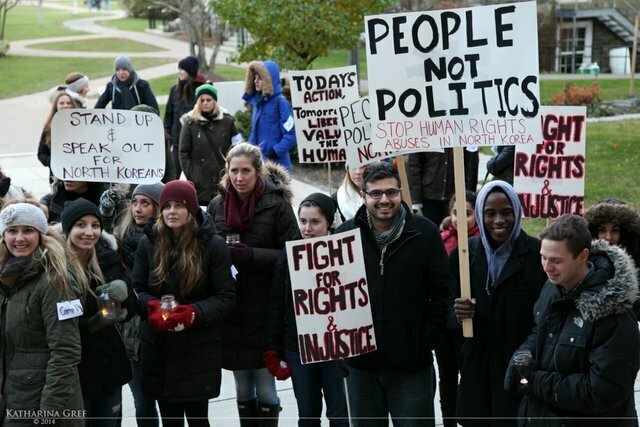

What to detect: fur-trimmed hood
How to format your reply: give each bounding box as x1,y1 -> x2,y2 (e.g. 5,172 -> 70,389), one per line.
262,161 -> 293,204
584,202 -> 640,237
243,60 -> 281,97
180,106 -> 229,126
576,239 -> 639,321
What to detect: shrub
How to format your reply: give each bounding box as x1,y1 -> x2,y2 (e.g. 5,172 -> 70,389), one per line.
119,0 -> 150,18
551,82 -> 613,117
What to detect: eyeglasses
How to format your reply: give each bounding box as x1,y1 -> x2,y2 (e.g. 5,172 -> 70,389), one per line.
364,189 -> 401,200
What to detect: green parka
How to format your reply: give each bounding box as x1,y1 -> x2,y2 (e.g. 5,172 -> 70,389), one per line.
0,258 -> 83,426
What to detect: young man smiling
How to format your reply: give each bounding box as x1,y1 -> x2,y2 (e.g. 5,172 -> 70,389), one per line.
336,162 -> 452,426
506,214 -> 639,425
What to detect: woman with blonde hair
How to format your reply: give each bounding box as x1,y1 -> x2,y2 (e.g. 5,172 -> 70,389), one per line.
208,142 -> 298,426
0,203 -> 83,426
60,198 -> 132,427
180,83 -> 242,205
332,165 -> 366,224
38,91 -> 78,180
131,180 -> 235,426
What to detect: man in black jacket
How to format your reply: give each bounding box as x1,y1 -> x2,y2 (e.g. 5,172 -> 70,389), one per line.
505,215 -> 639,426
336,162 -> 453,426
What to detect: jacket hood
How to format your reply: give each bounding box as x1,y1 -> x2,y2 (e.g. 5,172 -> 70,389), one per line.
263,161 -> 293,204
181,106 -> 229,125
584,202 -> 640,238
243,60 -> 281,97
576,239 -> 639,321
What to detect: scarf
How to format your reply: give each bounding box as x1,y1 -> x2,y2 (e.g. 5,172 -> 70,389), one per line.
475,181 -> 522,296
0,255 -> 33,289
367,205 -> 407,275
336,183 -> 363,221
115,72 -> 137,108
224,177 -> 266,232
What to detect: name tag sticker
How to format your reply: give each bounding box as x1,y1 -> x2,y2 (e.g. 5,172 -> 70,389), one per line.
57,299 -> 84,320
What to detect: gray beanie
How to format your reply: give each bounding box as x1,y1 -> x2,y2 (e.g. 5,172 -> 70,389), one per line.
0,203 -> 48,236
132,182 -> 164,206
114,55 -> 133,72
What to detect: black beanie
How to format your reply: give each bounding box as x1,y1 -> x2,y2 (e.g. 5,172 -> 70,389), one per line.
178,56 -> 199,79
61,198 -> 103,234
300,193 -> 337,225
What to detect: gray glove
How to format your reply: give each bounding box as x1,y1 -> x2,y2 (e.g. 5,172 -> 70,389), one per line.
87,308 -> 128,333
99,189 -> 123,218
96,280 -> 128,302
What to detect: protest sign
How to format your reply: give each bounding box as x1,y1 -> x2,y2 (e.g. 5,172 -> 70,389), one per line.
364,1 -> 542,155
286,229 -> 376,364
514,106 -> 587,218
51,109 -> 165,184
290,66 -> 360,163
215,81 -> 246,115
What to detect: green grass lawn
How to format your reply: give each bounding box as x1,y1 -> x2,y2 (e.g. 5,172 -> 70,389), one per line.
0,56 -> 171,99
310,49 -> 368,80
147,63 -> 247,95
520,118 -> 640,237
99,17 -> 149,32
539,78 -> 634,105
5,6 -> 95,41
29,37 -> 166,52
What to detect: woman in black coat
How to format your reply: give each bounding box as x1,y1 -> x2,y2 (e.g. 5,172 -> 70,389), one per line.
60,198 -> 133,427
207,143 -> 298,425
452,181 -> 547,426
131,180 -> 235,427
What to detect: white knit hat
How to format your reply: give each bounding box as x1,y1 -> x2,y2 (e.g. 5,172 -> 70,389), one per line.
0,204 -> 48,236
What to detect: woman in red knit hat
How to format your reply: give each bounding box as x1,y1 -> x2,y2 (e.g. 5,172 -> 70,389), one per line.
130,180 -> 235,426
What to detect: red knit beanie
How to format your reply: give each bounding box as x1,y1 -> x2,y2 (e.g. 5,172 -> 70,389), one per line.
159,180 -> 199,216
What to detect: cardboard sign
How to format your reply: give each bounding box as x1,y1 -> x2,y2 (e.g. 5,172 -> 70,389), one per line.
364,1 -> 542,155
286,229 -> 376,364
215,81 -> 247,115
51,109 -> 165,184
290,66 -> 360,163
514,106 -> 587,218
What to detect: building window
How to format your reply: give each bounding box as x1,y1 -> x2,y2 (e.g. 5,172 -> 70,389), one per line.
557,21 -> 593,73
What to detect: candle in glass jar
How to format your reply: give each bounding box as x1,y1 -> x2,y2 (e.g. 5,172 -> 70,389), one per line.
160,294 -> 177,320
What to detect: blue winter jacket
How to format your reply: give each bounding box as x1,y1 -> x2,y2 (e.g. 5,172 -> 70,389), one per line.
242,60 -> 297,171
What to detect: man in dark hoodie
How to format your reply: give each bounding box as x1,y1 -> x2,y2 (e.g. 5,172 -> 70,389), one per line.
242,60 -> 296,172
95,56 -> 159,112
506,214 -> 639,426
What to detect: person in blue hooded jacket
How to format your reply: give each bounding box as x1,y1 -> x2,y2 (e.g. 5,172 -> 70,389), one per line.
242,60 -> 297,172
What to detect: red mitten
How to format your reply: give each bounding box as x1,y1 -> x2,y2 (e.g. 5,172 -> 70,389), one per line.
230,243 -> 253,269
262,350 -> 291,381
147,299 -> 170,332
164,304 -> 196,332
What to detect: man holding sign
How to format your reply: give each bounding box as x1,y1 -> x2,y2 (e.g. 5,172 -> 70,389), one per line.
336,163 -> 452,425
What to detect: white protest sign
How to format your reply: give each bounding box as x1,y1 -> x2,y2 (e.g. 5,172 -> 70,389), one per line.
215,81 -> 247,115
51,109 -> 165,184
514,106 -> 587,218
286,229 -> 376,364
289,66 -> 360,163
365,1 -> 542,155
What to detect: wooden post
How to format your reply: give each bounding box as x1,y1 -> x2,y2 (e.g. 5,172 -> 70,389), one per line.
453,147 -> 473,338
396,155 -> 412,207
630,15 -> 639,97
328,163 -> 333,195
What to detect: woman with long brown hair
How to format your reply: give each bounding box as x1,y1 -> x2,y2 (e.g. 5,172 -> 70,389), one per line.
38,91 -> 78,181
207,143 -> 298,426
131,180 -> 235,426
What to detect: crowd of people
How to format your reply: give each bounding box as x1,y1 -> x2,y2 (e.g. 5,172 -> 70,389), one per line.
0,54 -> 639,427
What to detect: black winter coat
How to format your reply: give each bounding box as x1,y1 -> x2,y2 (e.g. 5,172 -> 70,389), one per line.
487,146 -> 515,184
95,73 -> 158,111
515,240 -> 640,426
450,232 -> 546,426
77,235 -> 133,397
130,211 -> 236,402
336,204 -> 453,373
180,110 -> 240,205
264,235 -> 303,355
408,148 -> 479,203
164,82 -> 201,149
207,167 -> 298,370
